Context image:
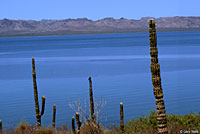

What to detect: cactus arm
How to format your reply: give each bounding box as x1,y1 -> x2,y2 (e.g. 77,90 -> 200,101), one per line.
88,76 -> 96,124
41,96 -> 46,116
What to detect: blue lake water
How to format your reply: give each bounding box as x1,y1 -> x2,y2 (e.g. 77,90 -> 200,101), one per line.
0,31 -> 200,129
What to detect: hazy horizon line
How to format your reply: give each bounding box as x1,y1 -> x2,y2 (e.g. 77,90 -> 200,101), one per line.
1,15 -> 200,21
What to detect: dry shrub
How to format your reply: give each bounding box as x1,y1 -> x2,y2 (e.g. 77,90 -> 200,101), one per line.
5,121 -> 53,134
80,122 -> 104,134
55,124 -> 70,134
15,121 -> 36,134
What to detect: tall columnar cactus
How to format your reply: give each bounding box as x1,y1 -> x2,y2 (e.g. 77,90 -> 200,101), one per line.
0,120 -> 2,134
120,102 -> 125,134
72,117 -> 76,134
52,104 -> 56,129
88,76 -> 96,124
32,58 -> 46,128
75,112 -> 81,134
148,19 -> 168,134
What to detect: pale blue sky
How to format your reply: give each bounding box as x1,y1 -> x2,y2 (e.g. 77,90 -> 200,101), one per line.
0,0 -> 199,20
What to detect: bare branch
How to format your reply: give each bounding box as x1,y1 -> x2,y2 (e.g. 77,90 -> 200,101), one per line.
68,97 -> 106,125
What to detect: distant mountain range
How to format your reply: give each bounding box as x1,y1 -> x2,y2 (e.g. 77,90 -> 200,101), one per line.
0,16 -> 200,37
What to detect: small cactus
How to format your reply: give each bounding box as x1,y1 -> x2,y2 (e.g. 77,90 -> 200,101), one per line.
0,120 -> 2,134
32,57 -> 46,128
72,117 -> 76,134
120,102 -> 124,134
75,112 -> 81,134
88,76 -> 96,124
148,19 -> 168,134
52,104 -> 56,129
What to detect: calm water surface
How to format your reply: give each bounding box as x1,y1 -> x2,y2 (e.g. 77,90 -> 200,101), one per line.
0,31 -> 200,128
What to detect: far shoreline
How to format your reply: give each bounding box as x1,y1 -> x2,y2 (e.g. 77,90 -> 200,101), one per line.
0,28 -> 200,38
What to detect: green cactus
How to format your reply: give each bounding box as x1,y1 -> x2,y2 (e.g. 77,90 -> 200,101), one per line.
120,102 -> 125,134
88,76 -> 96,124
52,104 -> 56,129
0,120 -> 2,134
75,112 -> 81,134
32,57 -> 46,128
72,117 -> 76,134
148,19 -> 168,134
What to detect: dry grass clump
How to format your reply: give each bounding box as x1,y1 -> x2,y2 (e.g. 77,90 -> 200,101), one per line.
79,122 -> 104,134
5,121 -> 36,134
4,122 -> 70,134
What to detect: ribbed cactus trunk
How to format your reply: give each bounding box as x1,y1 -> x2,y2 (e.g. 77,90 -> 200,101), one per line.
0,120 -> 2,134
52,104 -> 56,129
32,58 -> 46,128
120,102 -> 125,134
88,76 -> 96,124
76,112 -> 81,134
148,19 -> 168,134
72,117 -> 76,134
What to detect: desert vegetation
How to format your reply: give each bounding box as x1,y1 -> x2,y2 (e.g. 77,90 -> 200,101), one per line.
0,20 -> 199,134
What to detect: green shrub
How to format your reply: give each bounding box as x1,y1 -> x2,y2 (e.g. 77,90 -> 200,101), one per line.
110,111 -> 200,134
